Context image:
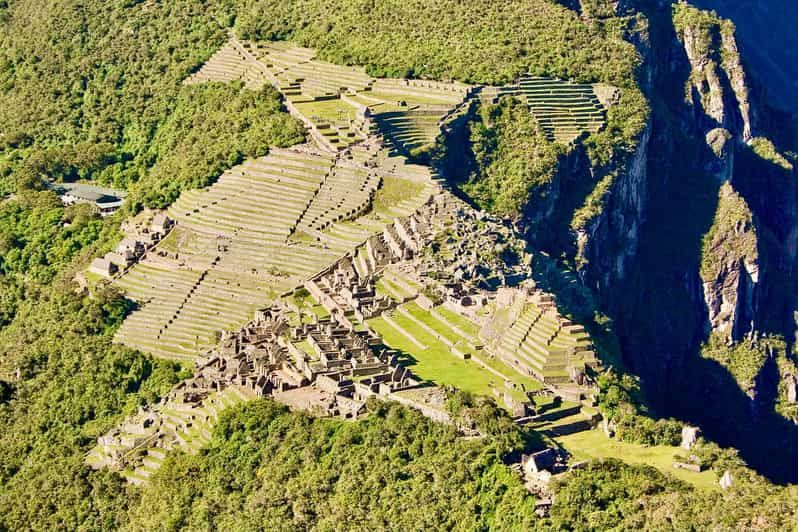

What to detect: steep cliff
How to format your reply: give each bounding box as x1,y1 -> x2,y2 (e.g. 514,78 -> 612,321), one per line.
675,7 -> 754,140
700,182 -> 758,340
574,122 -> 650,292
691,0 -> 798,114
601,1 -> 798,481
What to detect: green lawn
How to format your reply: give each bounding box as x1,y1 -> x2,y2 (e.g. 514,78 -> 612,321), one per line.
557,429 -> 719,491
405,302 -> 543,394
368,315 -> 502,399
310,304 -> 330,319
376,277 -> 412,301
365,90 -> 459,106
387,269 -> 422,291
294,98 -> 357,122
154,225 -> 203,255
404,301 -> 462,345
294,340 -> 317,360
432,305 -> 481,337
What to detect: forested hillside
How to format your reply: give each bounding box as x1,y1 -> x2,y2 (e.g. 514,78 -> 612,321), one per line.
0,0 -> 797,529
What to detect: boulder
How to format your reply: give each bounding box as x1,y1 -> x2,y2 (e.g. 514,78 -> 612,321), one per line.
681,425 -> 701,449
720,470 -> 734,490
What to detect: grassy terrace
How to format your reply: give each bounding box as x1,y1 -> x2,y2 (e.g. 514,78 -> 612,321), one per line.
375,277 -> 414,302
364,90 -> 460,106
403,301 -> 543,395
293,98 -> 357,122
374,111 -> 443,155
433,305 -> 480,336
514,76 -> 605,143
557,429 -> 718,491
294,339 -> 317,360
127,386 -> 254,484
370,175 -> 426,216
368,315 -> 501,399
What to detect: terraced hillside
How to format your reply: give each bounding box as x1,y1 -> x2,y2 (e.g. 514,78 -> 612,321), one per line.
87,385 -> 255,485
484,75 -> 606,143
113,145 -> 435,362
369,298 -> 543,407
184,39 -> 268,90
490,297 -> 597,386
188,38 -> 606,153
112,37 -> 603,364
364,79 -> 472,156
187,38 -> 471,155
514,76 -> 605,143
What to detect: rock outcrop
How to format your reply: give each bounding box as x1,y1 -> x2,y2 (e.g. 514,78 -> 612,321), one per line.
678,8 -> 754,141
700,183 -> 759,341
576,122 -> 651,292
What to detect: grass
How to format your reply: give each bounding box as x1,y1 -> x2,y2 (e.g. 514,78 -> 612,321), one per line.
294,98 -> 357,122
557,429 -> 719,491
294,339 -> 317,360
404,302 -> 462,345
371,175 -> 425,214
310,304 -> 330,319
376,277 -> 413,301
368,315 -> 503,400
83,269 -> 111,289
365,90 -> 460,106
403,302 -> 544,396
433,305 -> 481,337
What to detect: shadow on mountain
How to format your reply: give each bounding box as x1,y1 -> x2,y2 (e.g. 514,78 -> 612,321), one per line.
609,2 -> 798,484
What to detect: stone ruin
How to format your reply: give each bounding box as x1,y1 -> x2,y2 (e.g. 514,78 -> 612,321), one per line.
94,186 -> 603,477
303,255 -> 394,325
88,212 -> 174,278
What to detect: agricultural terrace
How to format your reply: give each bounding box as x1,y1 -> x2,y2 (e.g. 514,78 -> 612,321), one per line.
188,38 -> 605,157
557,429 -> 718,491
88,384 -> 255,485
113,143 -> 435,361
113,36 -> 603,379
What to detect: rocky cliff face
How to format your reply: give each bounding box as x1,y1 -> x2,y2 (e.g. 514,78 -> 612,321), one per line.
674,7 -> 766,343
691,0 -> 798,114
576,122 -> 650,293
700,183 -> 759,340
680,16 -> 753,140
590,2 -> 798,480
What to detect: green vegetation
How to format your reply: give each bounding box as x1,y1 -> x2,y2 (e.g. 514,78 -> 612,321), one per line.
751,137 -> 794,171
776,351 -> 798,423
126,399 -> 538,530
2,0 -> 797,527
0,0 -> 232,173
0,286 -> 182,529
672,3 -> 729,56
368,315 -> 504,399
0,193 -> 112,293
550,452 -> 798,530
571,172 -> 614,231
130,83 -> 304,209
462,97 -> 564,217
701,334 -> 778,392
598,371 -> 683,446
370,175 -> 425,215
402,301 -> 542,395
294,98 -> 356,122
699,182 -> 758,281
557,429 -> 717,490
236,0 -> 642,88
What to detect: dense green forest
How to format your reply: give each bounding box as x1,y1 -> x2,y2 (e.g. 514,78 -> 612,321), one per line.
1,0 -> 797,529
459,97 -> 564,216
